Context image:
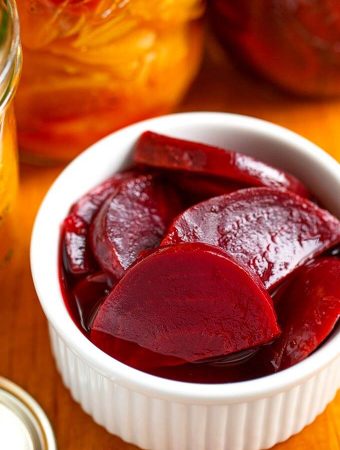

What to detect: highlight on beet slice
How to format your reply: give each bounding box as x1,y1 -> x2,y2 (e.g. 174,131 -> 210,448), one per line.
90,173 -> 182,279
90,243 -> 280,367
261,258 -> 340,372
162,188 -> 340,290
62,214 -> 91,275
62,172 -> 135,275
134,131 -> 309,197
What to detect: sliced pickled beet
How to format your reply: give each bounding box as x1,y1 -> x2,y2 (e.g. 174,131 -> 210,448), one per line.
91,332 -> 185,371
62,214 -> 91,274
72,272 -> 115,332
70,172 -> 134,224
90,243 -> 280,365
62,172 -> 135,275
134,131 -> 309,197
172,172 -> 245,204
162,188 -> 340,290
261,258 -> 340,372
90,174 -> 182,278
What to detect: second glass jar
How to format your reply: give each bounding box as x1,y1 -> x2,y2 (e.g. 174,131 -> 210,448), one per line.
0,0 -> 21,274
15,0 -> 204,163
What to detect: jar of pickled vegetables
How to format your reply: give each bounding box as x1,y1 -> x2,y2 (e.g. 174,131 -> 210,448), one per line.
15,0 -> 204,164
210,0 -> 340,97
0,0 -> 21,273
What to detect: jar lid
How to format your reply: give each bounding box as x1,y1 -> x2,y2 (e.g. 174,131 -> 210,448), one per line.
0,377 -> 57,450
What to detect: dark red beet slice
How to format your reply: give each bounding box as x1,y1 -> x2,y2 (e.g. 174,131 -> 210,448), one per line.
62,172 -> 135,275
70,172 -> 134,224
72,272 -> 115,332
90,243 -> 280,366
62,214 -> 91,275
261,258 -> 340,372
172,172 -> 245,204
91,331 -> 185,371
90,173 -> 182,278
162,188 -> 340,290
134,131 -> 309,197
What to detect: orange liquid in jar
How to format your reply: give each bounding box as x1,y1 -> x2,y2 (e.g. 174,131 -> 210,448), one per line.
0,106 -> 18,273
15,0 -> 204,163
0,0 -> 21,276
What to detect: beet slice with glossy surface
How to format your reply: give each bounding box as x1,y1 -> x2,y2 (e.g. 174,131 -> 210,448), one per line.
72,272 -> 114,332
62,214 -> 92,275
172,172 -> 245,204
90,173 -> 182,278
70,172 -> 134,224
261,258 -> 340,372
90,331 -> 185,371
162,188 -> 340,290
91,243 -> 280,365
134,131 -> 309,197
62,172 -> 134,275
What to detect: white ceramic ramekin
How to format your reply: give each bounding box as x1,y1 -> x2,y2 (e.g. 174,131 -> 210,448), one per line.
31,113 -> 340,450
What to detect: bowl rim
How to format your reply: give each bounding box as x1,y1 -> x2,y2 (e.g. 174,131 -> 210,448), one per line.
30,112 -> 340,404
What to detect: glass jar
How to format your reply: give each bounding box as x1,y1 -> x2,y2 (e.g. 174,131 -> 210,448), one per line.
0,0 -> 21,273
15,0 -> 204,164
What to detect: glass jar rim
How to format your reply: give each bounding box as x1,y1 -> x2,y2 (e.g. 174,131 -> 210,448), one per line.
0,0 -> 21,111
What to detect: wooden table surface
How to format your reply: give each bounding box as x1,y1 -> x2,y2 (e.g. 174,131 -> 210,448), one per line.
1,38 -> 339,450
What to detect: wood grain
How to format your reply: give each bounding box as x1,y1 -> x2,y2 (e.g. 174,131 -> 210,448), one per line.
0,36 -> 339,450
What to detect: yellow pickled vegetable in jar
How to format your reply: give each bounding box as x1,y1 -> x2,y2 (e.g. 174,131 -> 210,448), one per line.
0,0 -> 21,273
15,0 -> 204,163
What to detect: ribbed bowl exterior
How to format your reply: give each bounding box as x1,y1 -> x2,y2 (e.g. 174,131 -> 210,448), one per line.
49,325 -> 340,450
